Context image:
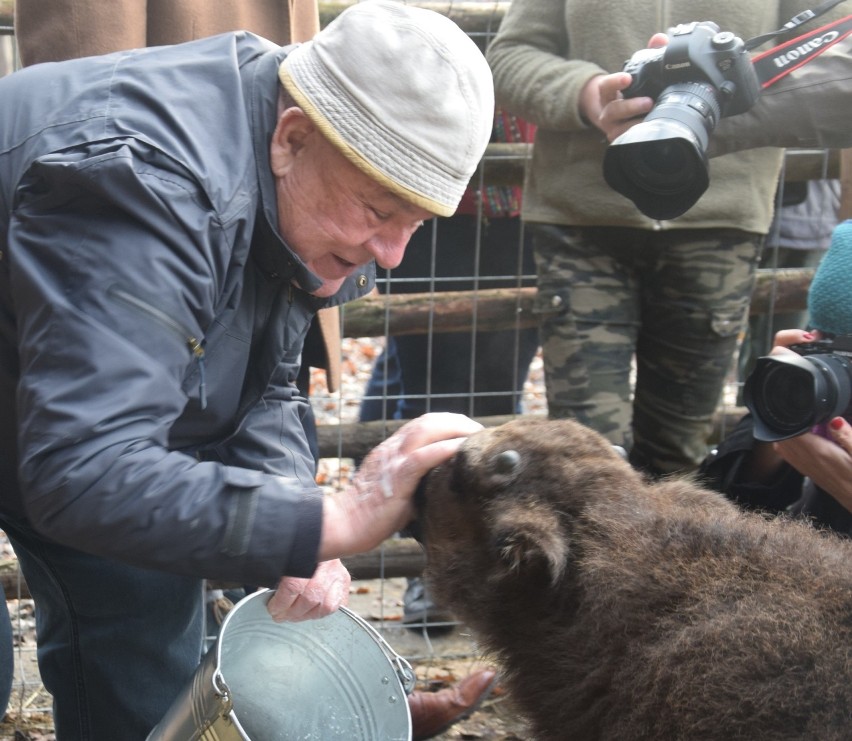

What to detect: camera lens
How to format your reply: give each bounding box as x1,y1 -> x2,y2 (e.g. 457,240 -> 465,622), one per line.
749,362 -> 817,436
620,137 -> 697,195
603,82 -> 720,220
745,353 -> 852,442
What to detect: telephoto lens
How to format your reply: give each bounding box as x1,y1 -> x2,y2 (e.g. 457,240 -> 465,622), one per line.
603,21 -> 759,220
744,348 -> 852,442
602,82 -> 717,220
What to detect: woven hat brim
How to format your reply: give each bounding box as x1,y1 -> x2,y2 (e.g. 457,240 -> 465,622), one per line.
279,64 -> 456,217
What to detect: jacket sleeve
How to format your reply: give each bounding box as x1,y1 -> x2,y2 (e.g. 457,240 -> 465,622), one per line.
712,32 -> 852,155
9,143 -> 322,585
697,414 -> 806,513
485,0 -> 604,132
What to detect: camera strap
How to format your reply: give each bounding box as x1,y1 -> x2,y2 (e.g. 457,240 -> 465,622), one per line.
749,12 -> 852,89
745,0 -> 848,50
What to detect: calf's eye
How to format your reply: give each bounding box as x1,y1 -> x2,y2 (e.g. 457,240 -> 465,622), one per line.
493,449 -> 521,474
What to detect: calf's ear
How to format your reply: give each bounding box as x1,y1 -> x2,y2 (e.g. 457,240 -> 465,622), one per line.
491,505 -> 567,585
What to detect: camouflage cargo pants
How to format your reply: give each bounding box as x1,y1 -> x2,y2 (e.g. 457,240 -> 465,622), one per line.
532,224 -> 763,475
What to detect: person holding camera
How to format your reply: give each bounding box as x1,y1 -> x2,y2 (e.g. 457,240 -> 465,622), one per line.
701,219 -> 852,532
486,1 -> 850,477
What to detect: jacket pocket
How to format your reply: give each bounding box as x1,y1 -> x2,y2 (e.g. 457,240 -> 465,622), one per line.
108,286 -> 208,408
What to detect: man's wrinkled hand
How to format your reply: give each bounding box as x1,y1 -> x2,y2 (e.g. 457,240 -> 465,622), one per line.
267,558 -> 351,622
319,412 -> 483,561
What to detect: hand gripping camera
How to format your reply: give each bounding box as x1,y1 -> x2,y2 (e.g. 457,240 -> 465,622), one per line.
744,336 -> 852,442
602,21 -> 761,221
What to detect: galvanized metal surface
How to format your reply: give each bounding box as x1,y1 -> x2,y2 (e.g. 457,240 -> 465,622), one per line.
148,590 -> 413,741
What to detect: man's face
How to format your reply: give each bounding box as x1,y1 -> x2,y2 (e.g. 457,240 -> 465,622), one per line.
270,108 -> 433,298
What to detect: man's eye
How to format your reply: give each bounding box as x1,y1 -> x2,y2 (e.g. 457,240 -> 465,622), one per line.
370,207 -> 390,221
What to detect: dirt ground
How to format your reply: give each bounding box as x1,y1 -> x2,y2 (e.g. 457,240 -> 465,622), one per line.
346,578 -> 533,740
0,578 -> 532,740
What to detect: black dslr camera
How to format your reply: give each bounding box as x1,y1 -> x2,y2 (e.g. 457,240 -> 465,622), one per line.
744,335 -> 852,442
602,21 -> 761,221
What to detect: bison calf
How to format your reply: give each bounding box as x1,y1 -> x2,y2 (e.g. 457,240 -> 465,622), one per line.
419,418 -> 852,740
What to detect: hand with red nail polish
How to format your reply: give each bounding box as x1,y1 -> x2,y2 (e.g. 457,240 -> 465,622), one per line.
774,415 -> 852,512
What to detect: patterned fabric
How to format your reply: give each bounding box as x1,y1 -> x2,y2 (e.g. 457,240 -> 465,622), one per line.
457,110 -> 535,219
533,224 -> 763,474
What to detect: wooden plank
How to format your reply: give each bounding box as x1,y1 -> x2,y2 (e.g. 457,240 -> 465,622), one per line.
0,539 -> 428,597
340,269 -> 813,339
840,149 -> 852,221
316,408 -> 747,460
319,1 -> 508,32
479,144 -> 840,189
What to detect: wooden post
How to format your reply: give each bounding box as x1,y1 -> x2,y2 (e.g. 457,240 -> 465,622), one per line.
839,149 -> 852,221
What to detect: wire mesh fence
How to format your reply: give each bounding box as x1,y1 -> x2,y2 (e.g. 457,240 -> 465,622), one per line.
0,2 -> 839,738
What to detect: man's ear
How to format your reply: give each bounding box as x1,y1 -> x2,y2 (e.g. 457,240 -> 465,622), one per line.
269,108 -> 314,176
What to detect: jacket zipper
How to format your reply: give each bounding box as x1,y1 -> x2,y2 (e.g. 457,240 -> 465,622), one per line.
108,287 -> 207,409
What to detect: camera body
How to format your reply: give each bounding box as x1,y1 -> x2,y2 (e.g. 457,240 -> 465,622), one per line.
744,335 -> 852,442
602,21 -> 761,221
621,21 -> 759,117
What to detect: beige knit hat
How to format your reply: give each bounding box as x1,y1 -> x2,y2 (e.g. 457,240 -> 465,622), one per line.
278,0 -> 494,217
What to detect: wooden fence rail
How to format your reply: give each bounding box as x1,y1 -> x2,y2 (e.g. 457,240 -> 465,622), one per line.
319,1 -> 509,30
0,537 -> 430,596
340,267 -> 814,339
480,144 -> 839,187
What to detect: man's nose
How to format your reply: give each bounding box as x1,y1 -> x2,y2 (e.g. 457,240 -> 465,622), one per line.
366,230 -> 411,270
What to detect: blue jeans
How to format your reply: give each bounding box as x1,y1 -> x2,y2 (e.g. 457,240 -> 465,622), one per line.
1,517 -> 204,740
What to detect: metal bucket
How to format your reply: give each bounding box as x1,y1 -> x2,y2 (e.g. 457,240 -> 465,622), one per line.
147,589 -> 415,740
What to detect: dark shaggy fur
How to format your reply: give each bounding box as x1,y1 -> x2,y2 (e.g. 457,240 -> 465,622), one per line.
419,418 -> 852,740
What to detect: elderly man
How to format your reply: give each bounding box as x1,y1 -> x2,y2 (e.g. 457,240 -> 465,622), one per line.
0,1 -> 495,737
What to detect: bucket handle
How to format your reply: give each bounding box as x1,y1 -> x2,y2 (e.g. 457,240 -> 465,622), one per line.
212,670 -> 234,714
339,606 -> 417,695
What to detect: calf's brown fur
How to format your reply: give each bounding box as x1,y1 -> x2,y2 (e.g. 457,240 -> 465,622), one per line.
419,418 -> 852,740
